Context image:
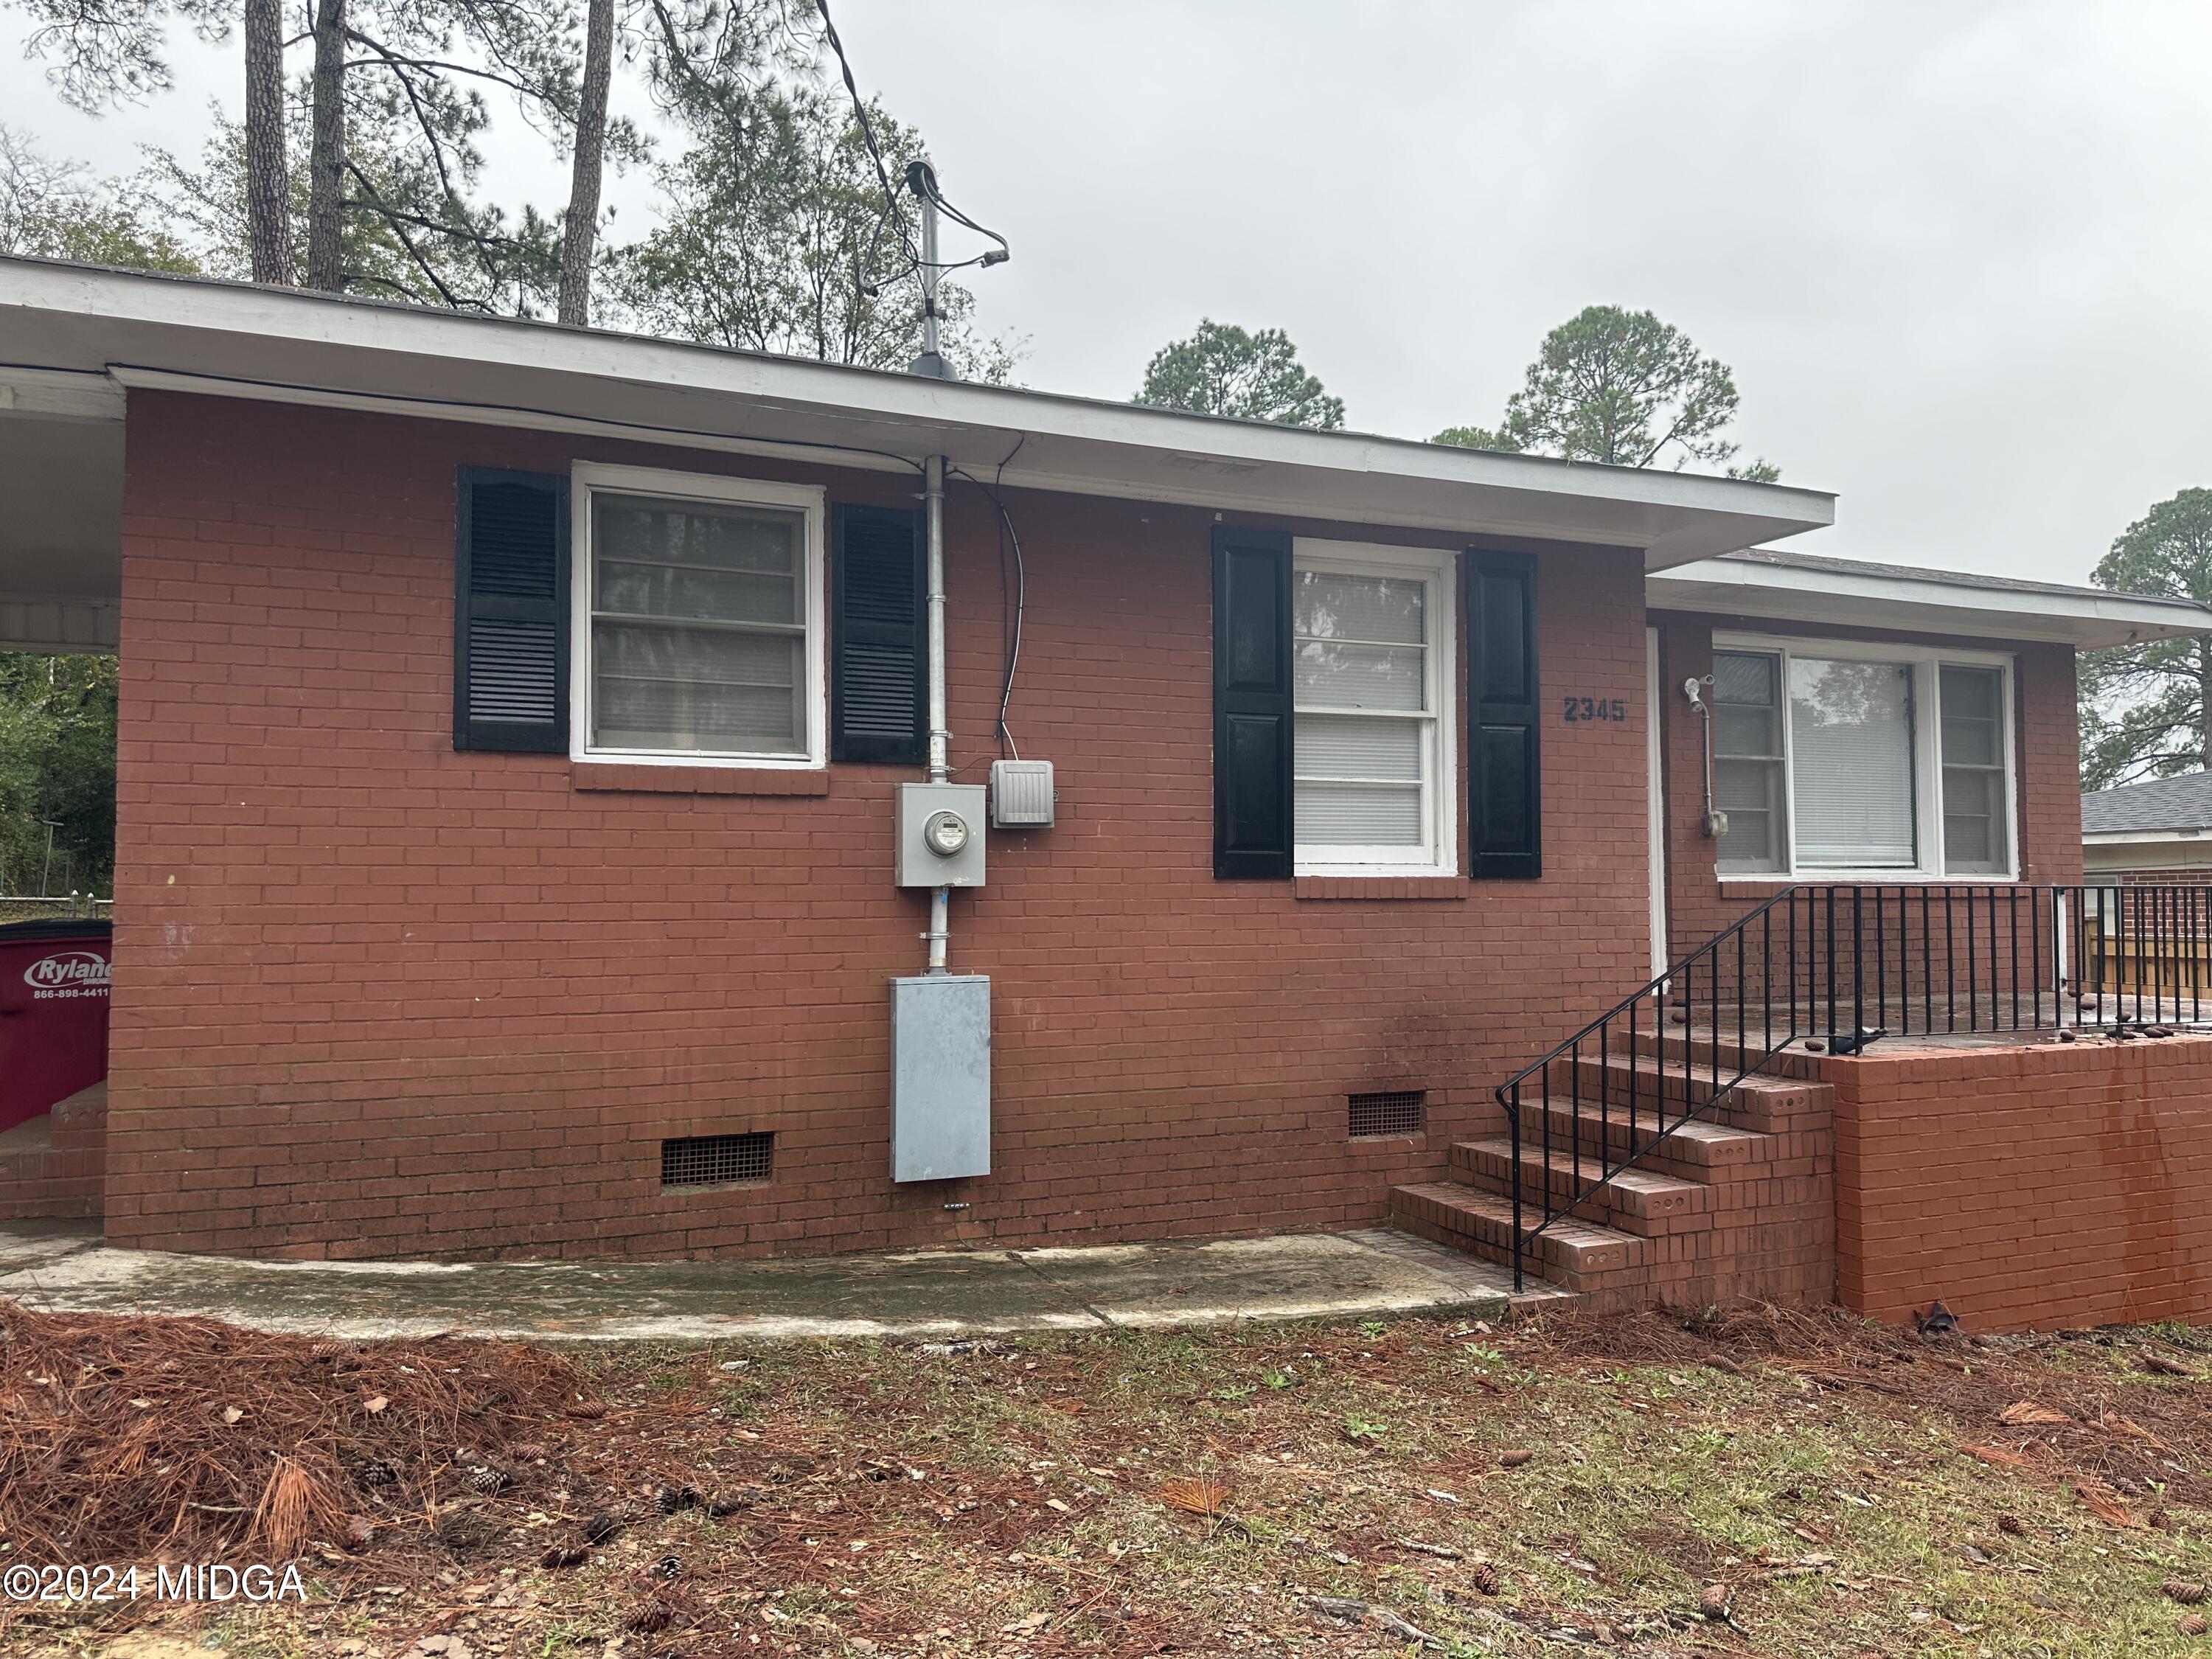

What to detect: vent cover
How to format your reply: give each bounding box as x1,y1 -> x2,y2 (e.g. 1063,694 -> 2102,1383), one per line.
1348,1091 -> 1425,1138
661,1131 -> 774,1188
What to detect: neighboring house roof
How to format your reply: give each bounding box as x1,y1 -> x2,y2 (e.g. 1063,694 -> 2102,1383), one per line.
1648,545 -> 2212,649
2084,772 -> 2212,836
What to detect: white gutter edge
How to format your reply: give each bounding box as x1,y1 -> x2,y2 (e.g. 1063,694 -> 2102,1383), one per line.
1652,556 -> 2211,637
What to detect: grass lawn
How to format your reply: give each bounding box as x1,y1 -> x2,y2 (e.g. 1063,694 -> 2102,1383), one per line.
10,1303 -> 2212,1659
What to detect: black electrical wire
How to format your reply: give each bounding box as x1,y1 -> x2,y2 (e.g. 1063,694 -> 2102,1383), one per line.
905,161 -> 1012,273
815,0 -> 922,302
951,437 -> 1026,760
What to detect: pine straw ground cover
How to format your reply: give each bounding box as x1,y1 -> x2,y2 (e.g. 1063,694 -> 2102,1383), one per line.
10,1301 -> 2212,1658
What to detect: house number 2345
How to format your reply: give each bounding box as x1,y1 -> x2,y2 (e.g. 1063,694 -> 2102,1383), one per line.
1561,697 -> 1628,723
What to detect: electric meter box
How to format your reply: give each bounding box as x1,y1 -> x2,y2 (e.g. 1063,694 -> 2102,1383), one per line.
895,782 -> 987,887
989,759 -> 1055,828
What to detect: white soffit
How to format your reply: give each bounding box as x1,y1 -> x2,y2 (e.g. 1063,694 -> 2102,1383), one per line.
1649,558 -> 2212,647
0,257 -> 1835,567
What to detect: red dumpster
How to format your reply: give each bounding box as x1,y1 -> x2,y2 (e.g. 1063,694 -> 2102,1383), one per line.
0,919 -> 111,1135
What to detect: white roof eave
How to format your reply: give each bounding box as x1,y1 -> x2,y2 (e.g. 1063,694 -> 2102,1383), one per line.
1648,557 -> 2212,647
0,257 -> 1834,566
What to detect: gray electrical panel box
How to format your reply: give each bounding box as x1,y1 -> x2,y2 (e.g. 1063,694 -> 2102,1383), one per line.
891,974 -> 990,1182
990,759 -> 1055,828
895,782 -> 987,887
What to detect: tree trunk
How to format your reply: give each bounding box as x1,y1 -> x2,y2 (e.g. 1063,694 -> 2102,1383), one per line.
243,0 -> 292,285
557,0 -> 616,326
305,0 -> 347,292
2199,639 -> 2211,768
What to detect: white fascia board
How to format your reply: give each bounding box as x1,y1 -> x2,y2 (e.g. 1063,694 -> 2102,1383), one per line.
0,365 -> 126,421
2084,828 -> 2212,846
0,258 -> 1835,565
1649,557 -> 2212,647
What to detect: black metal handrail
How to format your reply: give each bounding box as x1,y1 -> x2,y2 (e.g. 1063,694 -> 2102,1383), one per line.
1489,883 -> 2202,1293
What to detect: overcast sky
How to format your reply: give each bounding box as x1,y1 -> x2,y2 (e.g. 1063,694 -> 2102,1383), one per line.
8,1 -> 2211,585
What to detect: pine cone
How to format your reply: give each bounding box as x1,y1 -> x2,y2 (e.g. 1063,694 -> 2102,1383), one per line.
468,1465 -> 510,1495
2163,1579 -> 2208,1605
565,1401 -> 610,1420
1996,1514 -> 2025,1537
538,1544 -> 590,1569
582,1514 -> 624,1546
2182,1613 -> 2210,1638
653,1554 -> 684,1579
353,1459 -> 400,1489
509,1441 -> 552,1463
622,1598 -> 675,1634
1469,1560 -> 1500,1597
655,1484 -> 701,1514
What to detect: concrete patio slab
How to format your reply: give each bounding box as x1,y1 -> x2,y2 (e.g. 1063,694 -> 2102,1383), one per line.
0,1221 -> 1516,1342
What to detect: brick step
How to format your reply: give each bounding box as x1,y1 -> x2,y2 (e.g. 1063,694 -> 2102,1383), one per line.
1449,1138 -> 1711,1228
1544,1054 -> 1830,1133
1391,1181 -> 1646,1279
1523,1094 -> 1771,1178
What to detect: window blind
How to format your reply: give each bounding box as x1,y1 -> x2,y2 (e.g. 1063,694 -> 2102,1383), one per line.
589,493 -> 807,757
1788,657 -> 1916,868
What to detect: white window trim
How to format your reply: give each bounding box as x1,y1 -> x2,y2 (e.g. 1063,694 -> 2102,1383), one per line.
1713,631 -> 2018,884
1292,538 -> 1459,879
568,462 -> 829,770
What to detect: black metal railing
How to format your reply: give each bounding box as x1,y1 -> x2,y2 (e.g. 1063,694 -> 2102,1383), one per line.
1492,883 -> 2212,1291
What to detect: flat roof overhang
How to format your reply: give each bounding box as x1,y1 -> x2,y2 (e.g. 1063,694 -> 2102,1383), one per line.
0,257 -> 1835,618
1648,557 -> 2212,649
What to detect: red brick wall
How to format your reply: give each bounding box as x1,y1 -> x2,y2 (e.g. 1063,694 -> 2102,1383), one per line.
2101,864 -> 2212,888
1828,1035 -> 2212,1332
1652,612 -> 2083,963
101,391 -> 1660,1259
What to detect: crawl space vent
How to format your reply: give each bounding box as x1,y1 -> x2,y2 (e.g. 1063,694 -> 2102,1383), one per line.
661,1132 -> 774,1188
1347,1091 -> 1425,1139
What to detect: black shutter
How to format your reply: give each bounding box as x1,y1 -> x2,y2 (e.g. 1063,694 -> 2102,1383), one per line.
454,467 -> 568,753
1466,549 -> 1540,879
1212,526 -> 1295,879
832,504 -> 927,764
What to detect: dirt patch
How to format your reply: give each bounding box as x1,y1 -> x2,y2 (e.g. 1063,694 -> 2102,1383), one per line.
7,1300 -> 2212,1657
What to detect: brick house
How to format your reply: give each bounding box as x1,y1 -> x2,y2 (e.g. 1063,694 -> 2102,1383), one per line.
6,257 -> 2212,1330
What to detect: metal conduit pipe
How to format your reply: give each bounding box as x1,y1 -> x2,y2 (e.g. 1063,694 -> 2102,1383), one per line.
924,453 -> 951,973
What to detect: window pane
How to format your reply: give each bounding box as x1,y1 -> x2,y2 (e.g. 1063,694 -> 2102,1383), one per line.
1712,652 -> 1787,872
1789,658 -> 1916,868
1938,667 -> 2009,874
1939,665 -> 2003,767
1714,703 -> 1778,759
1712,650 -> 1777,707
1294,641 -> 1426,710
1297,713 -> 1422,782
1715,758 -> 1786,872
590,492 -> 807,756
1294,571 -> 1425,644
593,622 -> 803,752
1297,782 -> 1423,845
